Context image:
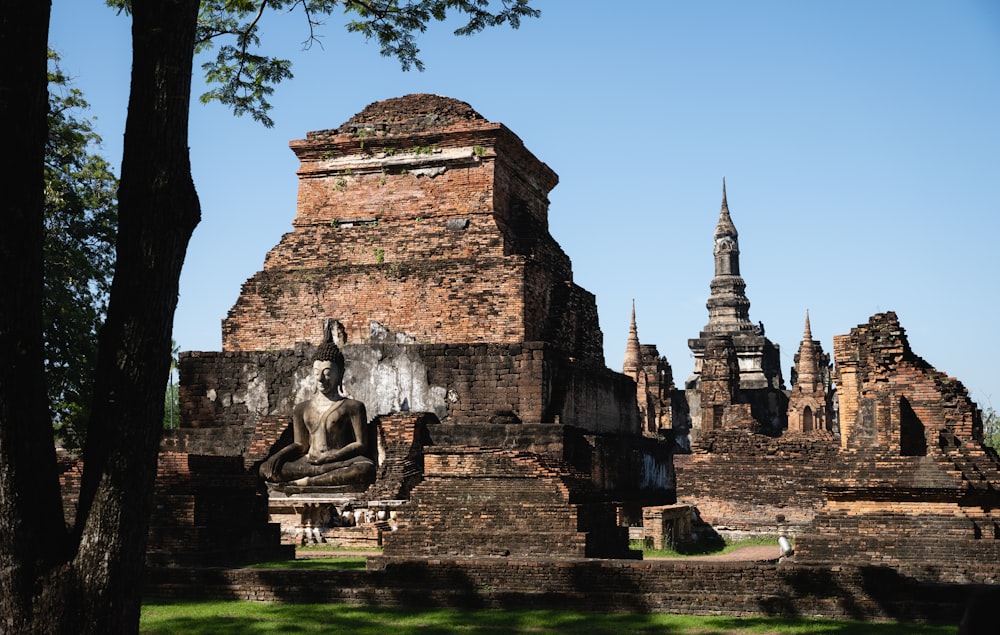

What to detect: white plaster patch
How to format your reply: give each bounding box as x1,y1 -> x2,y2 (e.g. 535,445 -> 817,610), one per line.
245,373 -> 269,415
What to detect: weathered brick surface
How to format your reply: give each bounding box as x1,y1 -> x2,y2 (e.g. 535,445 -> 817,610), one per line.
61,452 -> 293,567
366,412 -> 433,502
221,95 -> 603,367
178,341 -> 641,436
145,558 -> 989,624
789,313 -> 1000,574
146,453 -> 293,566
382,447 -> 595,558
56,455 -> 83,526
833,311 -> 981,449
381,439 -> 672,559
675,429 -> 841,534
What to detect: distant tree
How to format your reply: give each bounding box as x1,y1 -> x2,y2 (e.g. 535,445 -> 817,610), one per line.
0,2 -> 540,633
983,407 -> 999,453
163,340 -> 180,430
43,51 -> 118,450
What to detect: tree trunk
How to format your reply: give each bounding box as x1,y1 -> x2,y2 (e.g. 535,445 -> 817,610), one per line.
0,1 -> 75,632
1,0 -> 201,632
72,0 -> 201,632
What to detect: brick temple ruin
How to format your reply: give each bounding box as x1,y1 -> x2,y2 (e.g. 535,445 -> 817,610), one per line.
156,94 -> 673,563
623,184 -> 1000,583
57,93 -> 999,617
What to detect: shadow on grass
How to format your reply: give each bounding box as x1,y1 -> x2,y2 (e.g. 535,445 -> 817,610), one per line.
141,601 -> 957,635
140,603 -> 668,635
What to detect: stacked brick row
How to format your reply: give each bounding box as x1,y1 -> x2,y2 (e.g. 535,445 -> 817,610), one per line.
147,559 -> 983,623
365,413 -> 433,502
146,453 -> 292,566
381,447 -> 633,558
59,452 -> 290,566
675,429 -> 841,534
794,441 -> 1000,581
795,507 -> 1000,582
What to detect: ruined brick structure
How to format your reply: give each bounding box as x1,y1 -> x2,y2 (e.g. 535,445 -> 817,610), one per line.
622,302 -> 682,438
222,94 -> 601,367
833,311 -> 980,450
794,312 -> 1000,582
168,95 -> 674,560
127,92 -> 998,601
673,311 -> 1000,584
685,181 -> 786,439
674,429 -> 841,537
145,454 -> 293,566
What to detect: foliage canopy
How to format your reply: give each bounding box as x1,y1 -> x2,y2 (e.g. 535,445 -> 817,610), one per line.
108,0 -> 540,126
44,52 -> 118,449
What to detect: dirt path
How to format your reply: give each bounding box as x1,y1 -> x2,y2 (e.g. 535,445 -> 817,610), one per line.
645,545 -> 781,562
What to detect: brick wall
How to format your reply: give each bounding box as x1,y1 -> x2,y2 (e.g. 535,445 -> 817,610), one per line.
833,311 -> 981,450
145,558 -> 990,624
177,341 -> 641,437
145,453 -> 287,566
60,452 -> 293,567
381,447 -> 615,558
795,498 -> 1000,576
675,429 -> 841,534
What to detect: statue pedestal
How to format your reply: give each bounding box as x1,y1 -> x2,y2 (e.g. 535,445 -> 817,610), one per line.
266,484 -> 405,547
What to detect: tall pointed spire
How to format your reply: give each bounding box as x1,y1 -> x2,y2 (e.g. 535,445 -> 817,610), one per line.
714,177 -> 738,241
623,300 -> 641,379
795,310 -> 818,391
701,179 -> 752,335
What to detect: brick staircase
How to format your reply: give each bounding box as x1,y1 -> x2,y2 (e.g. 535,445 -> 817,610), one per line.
381,446 -> 635,558
794,432 -> 1000,583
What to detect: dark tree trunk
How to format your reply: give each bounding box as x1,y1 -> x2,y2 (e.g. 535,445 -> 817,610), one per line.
1,0 -> 201,632
0,1 -> 74,632
72,0 -> 201,632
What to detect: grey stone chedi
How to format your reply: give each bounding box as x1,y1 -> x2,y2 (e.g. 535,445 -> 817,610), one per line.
686,179 -> 787,436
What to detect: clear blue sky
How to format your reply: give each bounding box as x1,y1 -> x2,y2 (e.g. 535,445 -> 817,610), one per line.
50,2 -> 1000,411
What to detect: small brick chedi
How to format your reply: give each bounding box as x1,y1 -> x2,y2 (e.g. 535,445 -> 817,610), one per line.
170,94 -> 674,561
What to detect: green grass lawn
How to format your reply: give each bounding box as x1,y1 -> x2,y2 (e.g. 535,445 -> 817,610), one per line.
147,540 -> 955,633
140,601 -> 956,634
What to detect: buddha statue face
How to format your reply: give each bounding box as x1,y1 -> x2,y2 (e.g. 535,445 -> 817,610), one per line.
314,359 -> 343,398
